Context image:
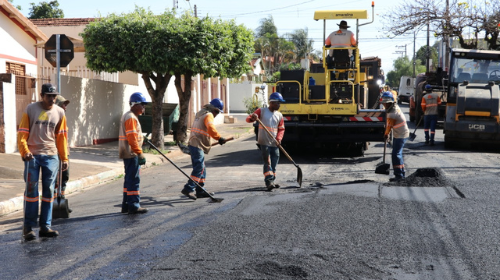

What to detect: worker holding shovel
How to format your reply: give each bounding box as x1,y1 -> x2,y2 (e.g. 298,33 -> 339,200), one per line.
181,98 -> 228,200
18,83 -> 68,240
246,92 -> 286,191
380,91 -> 409,182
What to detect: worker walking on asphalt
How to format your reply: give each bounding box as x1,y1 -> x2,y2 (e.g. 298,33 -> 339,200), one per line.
181,98 -> 228,200
380,91 -> 409,182
421,84 -> 441,146
17,83 -> 69,240
119,92 -> 148,214
55,95 -> 72,213
246,92 -> 286,191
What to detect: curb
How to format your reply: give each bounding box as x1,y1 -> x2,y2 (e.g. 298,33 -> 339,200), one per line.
0,133 -> 251,217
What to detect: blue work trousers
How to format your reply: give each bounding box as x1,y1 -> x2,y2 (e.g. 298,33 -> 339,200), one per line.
392,138 -> 407,179
261,145 -> 280,184
122,157 -> 141,210
24,155 -> 59,231
183,145 -> 206,193
424,114 -> 438,142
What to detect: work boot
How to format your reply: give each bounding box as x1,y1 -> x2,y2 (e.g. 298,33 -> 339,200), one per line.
196,191 -> 214,198
39,228 -> 59,238
265,180 -> 275,191
121,203 -> 128,214
128,207 -> 148,214
181,189 -> 197,200
23,227 -> 36,241
389,177 -> 404,182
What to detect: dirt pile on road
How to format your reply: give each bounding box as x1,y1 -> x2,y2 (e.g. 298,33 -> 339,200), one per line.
388,168 -> 450,187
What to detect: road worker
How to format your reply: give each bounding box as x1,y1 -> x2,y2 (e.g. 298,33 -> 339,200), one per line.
325,20 -> 357,69
119,92 -> 148,214
380,91 -> 409,182
181,98 -> 228,200
18,83 -> 69,240
421,84 -> 441,146
383,85 -> 398,103
247,92 -> 286,191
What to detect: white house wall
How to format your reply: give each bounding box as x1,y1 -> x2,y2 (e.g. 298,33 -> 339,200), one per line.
2,81 -> 16,153
59,75 -> 140,147
0,14 -> 38,75
229,81 -> 267,113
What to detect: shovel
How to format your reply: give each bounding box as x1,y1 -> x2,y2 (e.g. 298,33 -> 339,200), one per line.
255,118 -> 303,187
409,116 -> 423,141
146,138 -> 224,203
375,140 -> 390,175
53,160 -> 70,219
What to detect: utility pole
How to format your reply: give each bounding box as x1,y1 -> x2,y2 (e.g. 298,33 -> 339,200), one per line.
395,45 -> 407,57
413,31 -> 416,78
426,17 -> 430,73
194,4 -> 197,18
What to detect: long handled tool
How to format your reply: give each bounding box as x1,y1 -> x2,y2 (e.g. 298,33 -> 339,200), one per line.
146,139 -> 224,203
409,115 -> 424,141
178,137 -> 235,155
375,140 -> 390,175
53,160 -> 70,219
255,118 -> 302,187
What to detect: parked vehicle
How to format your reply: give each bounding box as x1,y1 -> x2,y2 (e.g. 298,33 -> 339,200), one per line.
398,76 -> 415,104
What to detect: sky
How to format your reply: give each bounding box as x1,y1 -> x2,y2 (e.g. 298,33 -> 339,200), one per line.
11,0 -> 436,73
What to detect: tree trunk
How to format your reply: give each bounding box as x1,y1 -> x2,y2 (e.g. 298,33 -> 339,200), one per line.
174,72 -> 193,145
141,72 -> 171,150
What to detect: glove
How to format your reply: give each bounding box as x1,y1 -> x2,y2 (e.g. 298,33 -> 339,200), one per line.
218,137 -> 226,145
138,153 -> 146,165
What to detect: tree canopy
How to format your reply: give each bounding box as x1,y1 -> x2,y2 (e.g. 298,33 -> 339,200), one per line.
253,16 -> 315,81
81,7 -> 254,148
28,1 -> 64,19
385,56 -> 426,87
382,0 -> 500,50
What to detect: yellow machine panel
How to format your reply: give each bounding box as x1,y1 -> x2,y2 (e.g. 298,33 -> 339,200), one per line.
314,10 -> 368,20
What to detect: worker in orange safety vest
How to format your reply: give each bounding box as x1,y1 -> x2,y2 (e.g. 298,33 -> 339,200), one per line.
421,84 -> 441,146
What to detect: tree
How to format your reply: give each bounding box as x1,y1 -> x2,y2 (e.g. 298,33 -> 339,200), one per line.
255,15 -> 277,38
382,0 -> 500,50
289,28 -> 314,63
82,8 -> 254,149
416,43 -> 438,70
28,1 -> 64,19
385,56 -> 426,87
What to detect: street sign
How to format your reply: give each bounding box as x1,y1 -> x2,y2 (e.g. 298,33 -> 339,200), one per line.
44,34 -> 74,68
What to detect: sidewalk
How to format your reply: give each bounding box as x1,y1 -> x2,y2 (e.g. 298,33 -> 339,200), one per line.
0,114 -> 253,217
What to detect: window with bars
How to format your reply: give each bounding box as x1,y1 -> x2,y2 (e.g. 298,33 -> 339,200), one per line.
6,62 -> 26,96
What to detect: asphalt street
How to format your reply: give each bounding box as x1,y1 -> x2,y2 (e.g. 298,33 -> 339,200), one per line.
0,104 -> 500,279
